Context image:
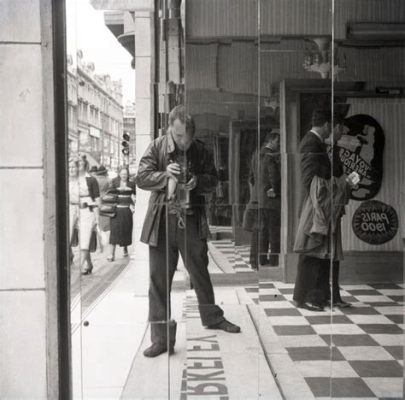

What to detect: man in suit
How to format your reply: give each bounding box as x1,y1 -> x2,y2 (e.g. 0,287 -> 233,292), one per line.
293,109 -> 350,311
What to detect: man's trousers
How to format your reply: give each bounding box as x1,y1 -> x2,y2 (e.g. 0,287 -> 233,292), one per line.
249,208 -> 281,268
148,212 -> 224,345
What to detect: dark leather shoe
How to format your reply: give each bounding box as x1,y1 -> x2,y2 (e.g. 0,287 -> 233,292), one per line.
143,343 -> 174,358
296,302 -> 324,312
207,319 -> 241,333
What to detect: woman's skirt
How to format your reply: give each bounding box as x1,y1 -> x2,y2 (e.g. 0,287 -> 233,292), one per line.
69,205 -> 96,250
110,207 -> 133,246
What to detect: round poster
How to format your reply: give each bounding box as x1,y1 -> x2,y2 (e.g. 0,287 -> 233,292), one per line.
352,200 -> 398,245
338,114 -> 385,201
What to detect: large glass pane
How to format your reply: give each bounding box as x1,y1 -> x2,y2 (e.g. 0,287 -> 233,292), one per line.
330,2 -> 405,398
184,0 -> 260,397
257,0 -> 337,398
67,1 -> 149,398
66,1 -> 83,397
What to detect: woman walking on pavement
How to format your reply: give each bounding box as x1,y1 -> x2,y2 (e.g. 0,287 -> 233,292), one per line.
107,166 -> 136,261
94,165 -> 111,249
69,155 -> 100,275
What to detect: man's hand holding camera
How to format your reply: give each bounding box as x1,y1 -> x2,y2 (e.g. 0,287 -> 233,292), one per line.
166,162 -> 197,202
184,175 -> 197,191
166,162 -> 180,182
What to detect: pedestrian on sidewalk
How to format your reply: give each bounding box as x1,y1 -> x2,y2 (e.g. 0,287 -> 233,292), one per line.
68,155 -> 100,275
94,165 -> 111,251
107,166 -> 136,261
136,104 -> 241,358
247,130 -> 281,269
293,109 -> 359,311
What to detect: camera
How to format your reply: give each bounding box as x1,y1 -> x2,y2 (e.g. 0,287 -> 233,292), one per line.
175,159 -> 193,210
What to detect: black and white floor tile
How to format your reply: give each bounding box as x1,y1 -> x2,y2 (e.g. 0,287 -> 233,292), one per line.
245,281 -> 405,399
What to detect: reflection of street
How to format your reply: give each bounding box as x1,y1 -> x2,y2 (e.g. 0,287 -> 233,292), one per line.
72,237 -> 404,399
69,195 -> 404,400
70,246 -> 131,317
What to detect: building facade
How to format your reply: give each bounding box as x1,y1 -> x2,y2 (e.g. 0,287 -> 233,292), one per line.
67,52 -> 124,169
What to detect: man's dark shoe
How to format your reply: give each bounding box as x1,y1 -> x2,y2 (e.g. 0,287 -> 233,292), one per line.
296,302 -> 324,312
207,319 -> 241,333
143,343 -> 174,358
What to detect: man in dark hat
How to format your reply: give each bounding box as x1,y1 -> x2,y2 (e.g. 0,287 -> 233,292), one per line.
89,165 -> 98,177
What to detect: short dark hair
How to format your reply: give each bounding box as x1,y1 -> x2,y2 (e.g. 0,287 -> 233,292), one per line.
168,104 -> 195,134
312,109 -> 332,127
169,105 -> 185,125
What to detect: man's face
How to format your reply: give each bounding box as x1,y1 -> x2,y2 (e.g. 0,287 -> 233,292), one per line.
171,117 -> 194,150
271,136 -> 280,151
320,122 -> 332,139
333,123 -> 344,141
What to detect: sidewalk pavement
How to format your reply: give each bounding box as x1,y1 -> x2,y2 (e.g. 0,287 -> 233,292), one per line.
71,236 -> 284,399
71,189 -> 283,399
71,188 -> 404,399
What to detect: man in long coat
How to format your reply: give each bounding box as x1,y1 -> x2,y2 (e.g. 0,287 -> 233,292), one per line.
137,105 -> 240,358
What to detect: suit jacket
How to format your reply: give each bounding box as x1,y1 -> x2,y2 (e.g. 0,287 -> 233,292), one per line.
299,131 -> 343,215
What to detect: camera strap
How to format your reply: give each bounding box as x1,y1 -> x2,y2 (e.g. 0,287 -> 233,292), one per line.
168,202 -> 186,229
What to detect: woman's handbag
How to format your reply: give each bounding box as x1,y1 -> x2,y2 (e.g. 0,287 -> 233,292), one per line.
89,229 -> 97,253
99,204 -> 117,218
99,190 -> 118,217
101,192 -> 118,204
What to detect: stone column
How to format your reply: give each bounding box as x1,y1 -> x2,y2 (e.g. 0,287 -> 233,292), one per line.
0,0 -> 62,398
133,9 -> 156,239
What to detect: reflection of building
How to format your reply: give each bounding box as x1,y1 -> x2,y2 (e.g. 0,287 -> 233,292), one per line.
67,53 -> 124,169
91,0 -> 405,283
91,0 -> 183,166
123,101 -> 136,166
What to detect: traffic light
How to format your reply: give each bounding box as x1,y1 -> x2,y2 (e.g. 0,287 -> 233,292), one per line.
122,132 -> 130,156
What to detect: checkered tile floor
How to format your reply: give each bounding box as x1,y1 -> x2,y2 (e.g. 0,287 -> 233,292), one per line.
245,281 -> 405,399
209,239 -> 252,273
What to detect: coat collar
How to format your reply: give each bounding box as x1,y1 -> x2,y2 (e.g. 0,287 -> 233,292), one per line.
310,129 -> 324,143
166,130 -> 196,155
167,130 -> 176,154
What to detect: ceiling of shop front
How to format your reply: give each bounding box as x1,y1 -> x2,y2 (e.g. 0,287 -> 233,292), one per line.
186,0 -> 405,41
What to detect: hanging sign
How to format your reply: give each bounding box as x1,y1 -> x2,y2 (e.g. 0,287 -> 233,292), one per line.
352,200 -> 398,245
338,114 -> 384,201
